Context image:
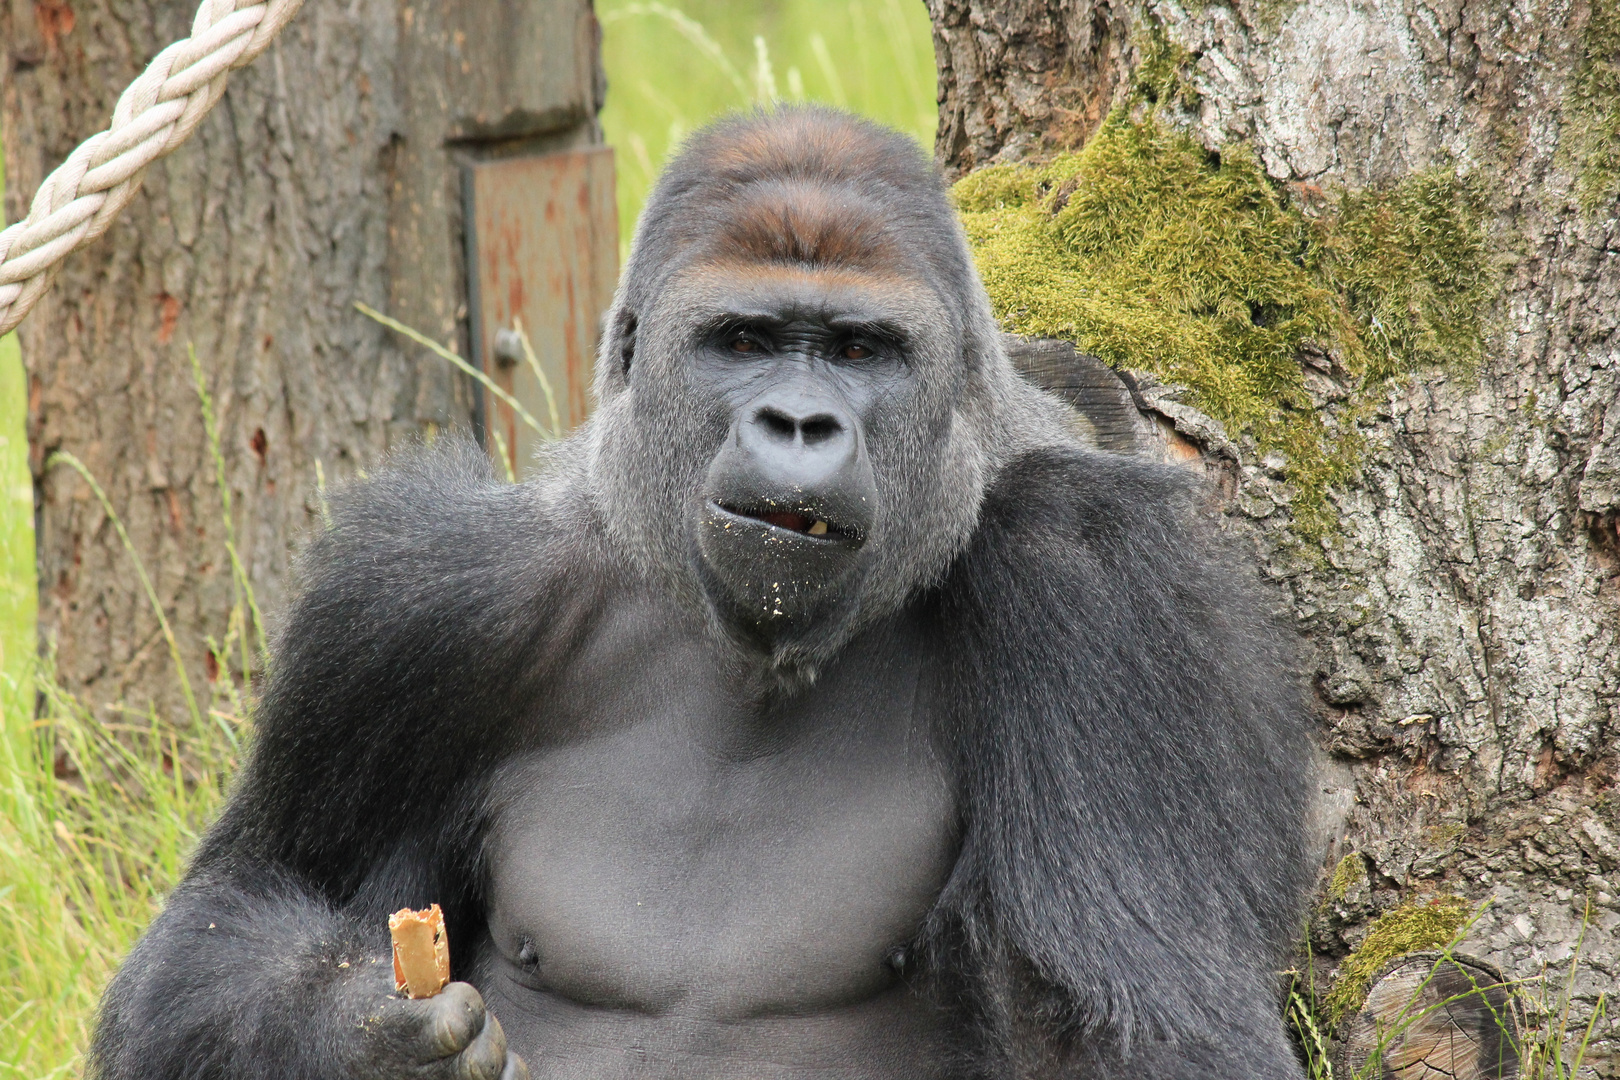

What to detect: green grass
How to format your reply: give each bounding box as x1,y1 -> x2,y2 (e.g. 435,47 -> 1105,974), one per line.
0,356 -> 258,1074
0,129 -> 36,727
599,0 -> 937,251
0,660 -> 245,1078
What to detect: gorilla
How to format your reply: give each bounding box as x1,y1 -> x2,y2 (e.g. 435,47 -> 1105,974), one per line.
92,108 -> 1314,1080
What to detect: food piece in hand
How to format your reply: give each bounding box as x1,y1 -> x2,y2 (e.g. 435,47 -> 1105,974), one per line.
388,904 -> 450,999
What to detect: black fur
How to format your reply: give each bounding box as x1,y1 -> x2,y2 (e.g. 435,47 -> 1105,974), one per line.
92,108 -> 1313,1080
924,449 -> 1311,1077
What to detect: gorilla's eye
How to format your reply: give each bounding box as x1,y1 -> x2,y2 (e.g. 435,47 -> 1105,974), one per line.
842,343 -> 873,360
730,336 -> 761,353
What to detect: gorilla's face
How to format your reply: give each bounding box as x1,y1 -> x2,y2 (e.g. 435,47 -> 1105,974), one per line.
598,255 -> 986,666
682,266 -> 914,639
589,111 -> 1010,672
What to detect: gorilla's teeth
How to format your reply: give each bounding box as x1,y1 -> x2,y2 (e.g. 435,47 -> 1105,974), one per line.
808,520 -> 829,536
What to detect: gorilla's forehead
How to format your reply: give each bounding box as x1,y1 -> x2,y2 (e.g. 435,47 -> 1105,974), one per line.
625,107 -> 979,330
703,179 -> 907,270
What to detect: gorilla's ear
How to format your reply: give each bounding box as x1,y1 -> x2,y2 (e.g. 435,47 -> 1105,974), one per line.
616,309 -> 638,377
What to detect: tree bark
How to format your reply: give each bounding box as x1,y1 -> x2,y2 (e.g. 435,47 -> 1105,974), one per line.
928,0 -> 1619,1071
1,0 -> 604,716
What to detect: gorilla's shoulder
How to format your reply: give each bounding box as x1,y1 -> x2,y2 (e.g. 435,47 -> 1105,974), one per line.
289,437 -> 600,633
216,439 -> 603,881
265,436 -> 612,714
941,444 -> 1291,687
309,438 -> 556,579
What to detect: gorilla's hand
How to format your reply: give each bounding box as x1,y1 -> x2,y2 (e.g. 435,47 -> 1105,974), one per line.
340,966 -> 529,1080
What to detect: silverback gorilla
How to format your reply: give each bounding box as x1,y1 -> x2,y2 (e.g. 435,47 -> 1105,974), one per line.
93,108 -> 1314,1080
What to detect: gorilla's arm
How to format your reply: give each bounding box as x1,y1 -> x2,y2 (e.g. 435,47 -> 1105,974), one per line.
92,865 -> 520,1080
92,441 -> 582,1080
926,447 -> 1313,1080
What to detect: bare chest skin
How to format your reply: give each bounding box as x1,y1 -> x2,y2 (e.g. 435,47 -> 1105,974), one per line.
471,598 -> 960,1079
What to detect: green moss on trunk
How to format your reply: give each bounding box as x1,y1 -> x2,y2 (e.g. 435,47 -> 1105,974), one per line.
952,114 -> 1490,541
1324,897 -> 1470,1025
1564,0 -> 1620,213
1328,852 -> 1367,901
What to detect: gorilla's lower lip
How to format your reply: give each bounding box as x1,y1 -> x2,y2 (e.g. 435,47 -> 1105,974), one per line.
710,501 -> 857,543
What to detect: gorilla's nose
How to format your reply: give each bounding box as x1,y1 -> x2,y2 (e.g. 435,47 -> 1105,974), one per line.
742,397 -> 856,483
705,386 -> 876,541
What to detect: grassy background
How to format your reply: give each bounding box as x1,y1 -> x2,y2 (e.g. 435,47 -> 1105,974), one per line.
598,0 -> 936,250
0,138 -> 36,711
0,4 -> 936,1075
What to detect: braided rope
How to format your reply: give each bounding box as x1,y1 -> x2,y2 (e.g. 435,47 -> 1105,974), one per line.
0,0 -> 305,336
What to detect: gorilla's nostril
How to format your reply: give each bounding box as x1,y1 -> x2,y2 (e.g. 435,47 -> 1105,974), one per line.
757,408 -> 798,440
799,415 -> 843,444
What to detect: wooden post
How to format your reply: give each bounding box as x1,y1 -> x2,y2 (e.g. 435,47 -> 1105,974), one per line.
463,147 -> 618,477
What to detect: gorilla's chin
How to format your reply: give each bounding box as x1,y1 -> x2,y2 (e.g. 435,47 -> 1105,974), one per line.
693,501 -> 871,654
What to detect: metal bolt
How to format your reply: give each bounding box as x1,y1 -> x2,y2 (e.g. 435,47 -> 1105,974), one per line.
493,328 -> 523,368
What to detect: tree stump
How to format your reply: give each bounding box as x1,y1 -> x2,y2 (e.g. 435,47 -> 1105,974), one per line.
1341,953 -> 1521,1080
1003,334 -> 1142,454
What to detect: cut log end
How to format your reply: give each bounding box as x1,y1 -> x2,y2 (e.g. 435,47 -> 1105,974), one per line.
1002,334 -> 1143,455
1341,952 -> 1521,1080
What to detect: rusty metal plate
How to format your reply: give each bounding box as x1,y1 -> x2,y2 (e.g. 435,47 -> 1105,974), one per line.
463,145 -> 618,476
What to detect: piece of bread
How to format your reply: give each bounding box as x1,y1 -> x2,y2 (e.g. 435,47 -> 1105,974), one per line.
388,904 -> 450,998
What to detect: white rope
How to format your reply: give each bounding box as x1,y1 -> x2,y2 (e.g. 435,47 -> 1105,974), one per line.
0,0 -> 305,336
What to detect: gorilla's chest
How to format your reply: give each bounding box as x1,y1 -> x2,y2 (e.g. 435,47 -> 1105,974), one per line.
477,616 -> 956,1041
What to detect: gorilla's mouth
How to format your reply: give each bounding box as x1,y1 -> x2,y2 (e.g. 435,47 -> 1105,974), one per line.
711,501 -> 859,543
758,510 -> 824,534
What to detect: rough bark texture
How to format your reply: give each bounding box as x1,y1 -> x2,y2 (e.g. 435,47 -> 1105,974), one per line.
929,0 -> 1619,1073
1,0 -> 604,716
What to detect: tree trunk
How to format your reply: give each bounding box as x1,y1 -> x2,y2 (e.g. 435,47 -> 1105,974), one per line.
1,0 -> 605,717
928,0 -> 1619,1071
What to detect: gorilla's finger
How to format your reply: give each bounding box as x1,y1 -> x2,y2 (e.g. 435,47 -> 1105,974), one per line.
416,982 -> 487,1059
500,1051 -> 531,1080
451,1010 -> 507,1080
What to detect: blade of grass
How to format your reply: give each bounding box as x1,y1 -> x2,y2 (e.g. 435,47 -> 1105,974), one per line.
808,33 -> 847,108
878,0 -> 925,117
602,2 -> 750,98
1566,991 -> 1606,1078
188,345 -> 269,675
355,302 -> 549,438
1288,988 -> 1335,1080
313,459 -> 332,529
511,316 -> 562,439
45,452 -> 200,729
753,35 -> 778,103
490,426 -> 517,483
